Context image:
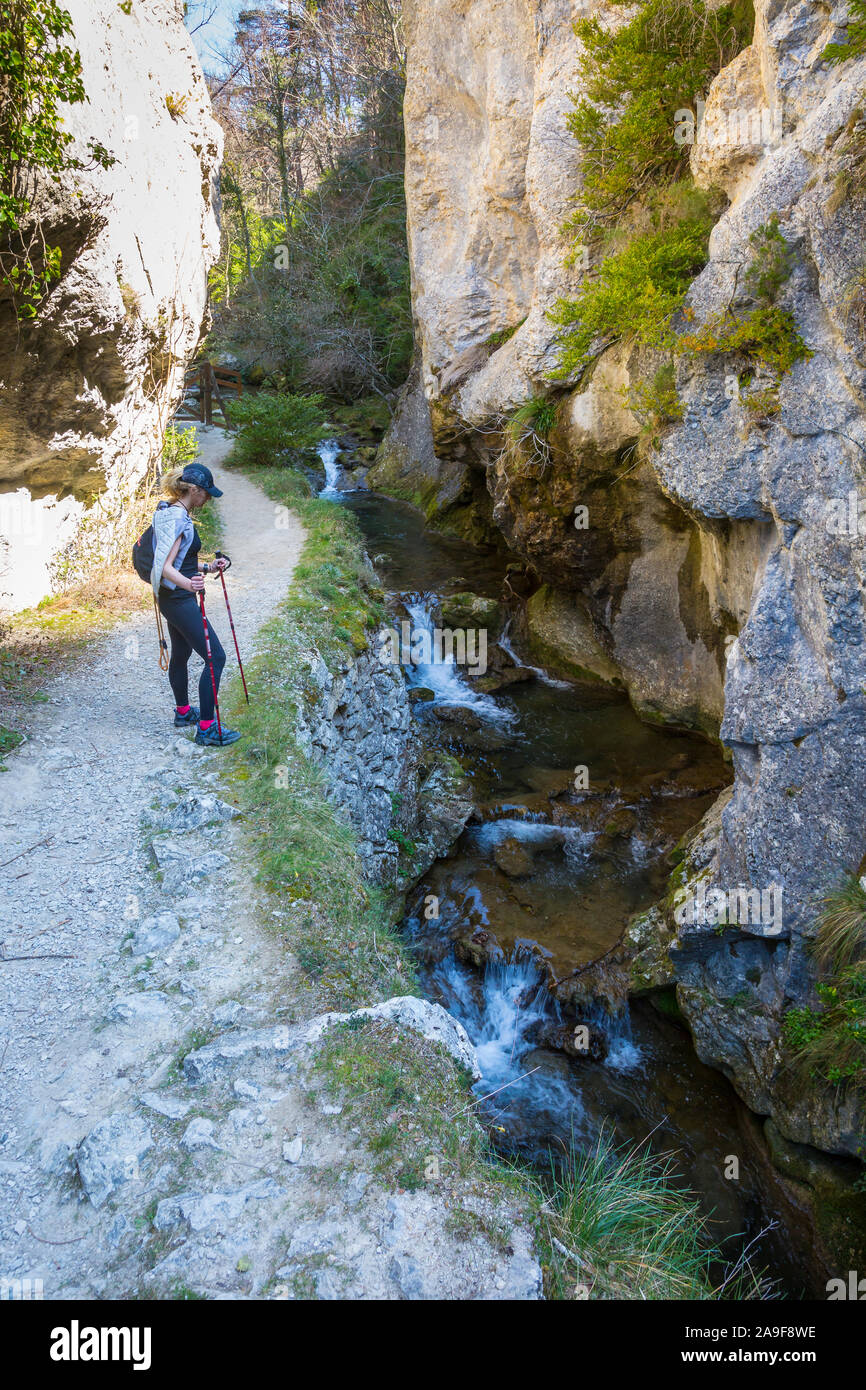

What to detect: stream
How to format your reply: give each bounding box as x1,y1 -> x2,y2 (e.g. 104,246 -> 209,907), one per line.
318,441 -> 812,1294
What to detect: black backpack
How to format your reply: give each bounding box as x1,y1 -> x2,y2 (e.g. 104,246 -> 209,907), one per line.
131,525 -> 155,583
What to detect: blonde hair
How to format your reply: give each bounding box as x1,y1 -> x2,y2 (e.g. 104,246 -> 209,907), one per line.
162,468 -> 196,503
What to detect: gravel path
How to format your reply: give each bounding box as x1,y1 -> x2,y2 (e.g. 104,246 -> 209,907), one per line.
0,428 -> 306,1292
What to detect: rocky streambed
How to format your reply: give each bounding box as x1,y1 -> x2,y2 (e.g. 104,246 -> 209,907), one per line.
316,447 -> 854,1296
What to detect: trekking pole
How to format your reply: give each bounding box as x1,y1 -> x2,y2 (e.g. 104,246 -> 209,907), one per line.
152,596 -> 169,671
197,589 -> 223,742
215,550 -> 249,704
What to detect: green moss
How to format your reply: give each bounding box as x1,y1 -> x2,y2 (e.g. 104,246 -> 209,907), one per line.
650,986 -> 686,1025
823,0 -> 866,64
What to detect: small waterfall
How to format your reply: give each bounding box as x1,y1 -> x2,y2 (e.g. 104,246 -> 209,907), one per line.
317,439 -> 342,495
399,594 -> 511,722
499,618 -> 572,690
582,1001 -> 643,1072
432,956 -> 550,1086
430,956 -> 588,1132
469,815 -> 595,865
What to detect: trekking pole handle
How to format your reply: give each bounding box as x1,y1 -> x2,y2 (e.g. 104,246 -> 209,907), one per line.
215,549 -> 232,570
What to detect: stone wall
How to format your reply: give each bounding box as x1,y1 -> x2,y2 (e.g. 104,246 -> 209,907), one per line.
294,636 -> 473,888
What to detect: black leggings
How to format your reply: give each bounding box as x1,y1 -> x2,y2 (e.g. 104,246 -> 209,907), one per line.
158,589 -> 226,721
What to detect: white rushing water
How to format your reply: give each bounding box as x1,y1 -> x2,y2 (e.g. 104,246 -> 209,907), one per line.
317,438 -> 342,495
468,815 -> 596,868
400,594 -> 514,723
498,618 -> 573,690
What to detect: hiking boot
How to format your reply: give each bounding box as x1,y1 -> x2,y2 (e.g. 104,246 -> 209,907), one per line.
174,706 -> 200,727
194,723 -> 241,747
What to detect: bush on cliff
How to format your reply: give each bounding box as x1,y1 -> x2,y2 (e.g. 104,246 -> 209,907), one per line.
550,201 -> 714,376
564,0 -> 752,250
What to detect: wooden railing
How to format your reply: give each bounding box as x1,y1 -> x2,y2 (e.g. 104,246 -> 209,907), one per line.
175,361 -> 243,428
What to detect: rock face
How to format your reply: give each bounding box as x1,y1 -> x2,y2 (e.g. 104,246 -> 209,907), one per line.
395,0 -> 866,1156
0,0 -> 221,611
295,633 -> 473,885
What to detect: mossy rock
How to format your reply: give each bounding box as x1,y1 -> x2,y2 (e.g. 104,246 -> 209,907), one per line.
765,1119 -> 866,1269
439,591 -> 501,630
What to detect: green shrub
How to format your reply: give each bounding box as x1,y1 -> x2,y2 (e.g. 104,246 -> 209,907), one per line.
823,0 -> 866,64
537,1129 -> 769,1299
782,875 -> 866,1095
0,1 -> 115,317
678,215 -> 811,378
227,392 -> 329,468
624,361 -> 684,449
507,396 -> 558,440
161,425 -> 199,471
564,0 -> 751,248
550,211 -> 713,376
680,303 -> 811,374
210,164 -> 411,398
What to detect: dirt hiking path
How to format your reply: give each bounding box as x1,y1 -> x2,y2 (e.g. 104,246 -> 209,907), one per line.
0,427 -> 541,1300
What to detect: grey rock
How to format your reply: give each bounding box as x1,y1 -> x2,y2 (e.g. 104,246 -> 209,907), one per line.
76,1113 -> 153,1209
183,995 -> 480,1084
39,1138 -> 74,1177
212,1000 -> 254,1029
150,839 -> 229,877
131,913 -> 180,958
139,1091 -> 192,1120
286,1220 -> 343,1258
148,793 -> 240,834
153,1179 -> 280,1234
281,1136 -> 303,1164
106,992 -> 173,1024
181,1117 -> 219,1151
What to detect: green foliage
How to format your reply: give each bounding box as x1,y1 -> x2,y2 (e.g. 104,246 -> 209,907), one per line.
741,382 -> 780,419
485,319 -> 525,350
564,0 -> 751,247
743,214 -> 795,302
535,1129 -> 769,1299
678,216 -> 811,378
161,425 -> 199,471
227,392 -> 330,468
210,163 -> 411,398
550,209 -> 713,376
0,0 -> 115,317
624,361 -> 684,450
680,303 -> 811,374
507,396 -> 558,440
812,875 -> 866,976
313,1018 -> 499,1189
782,875 -> 866,1095
783,973 -> 866,1090
823,0 -> 866,63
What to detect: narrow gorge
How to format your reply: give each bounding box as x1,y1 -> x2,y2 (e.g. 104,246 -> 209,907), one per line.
1,0 -> 866,1317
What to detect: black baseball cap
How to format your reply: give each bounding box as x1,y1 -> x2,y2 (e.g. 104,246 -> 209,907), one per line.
179,463 -> 223,497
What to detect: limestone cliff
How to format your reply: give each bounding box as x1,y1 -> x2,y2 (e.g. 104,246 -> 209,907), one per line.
0,0 -> 221,611
380,0 -> 866,1157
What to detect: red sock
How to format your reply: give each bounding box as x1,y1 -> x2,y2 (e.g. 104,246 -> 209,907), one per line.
199,719 -> 214,731
176,705 -> 191,715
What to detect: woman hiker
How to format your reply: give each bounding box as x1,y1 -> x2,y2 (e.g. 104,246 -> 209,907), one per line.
150,462 -> 241,747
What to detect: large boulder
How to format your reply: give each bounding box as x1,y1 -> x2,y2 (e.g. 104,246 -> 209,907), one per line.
0,0 -> 221,611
